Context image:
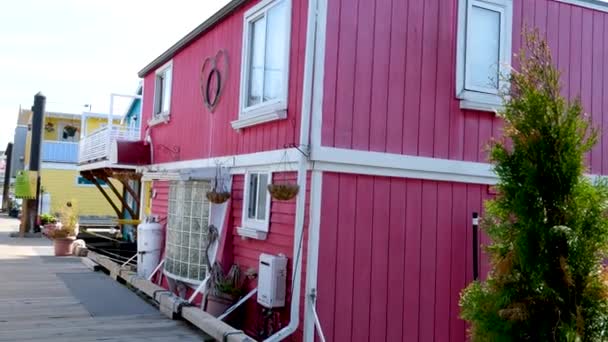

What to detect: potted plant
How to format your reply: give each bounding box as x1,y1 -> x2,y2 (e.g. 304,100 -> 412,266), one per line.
44,122 -> 55,132
40,213 -> 57,230
205,262 -> 247,318
206,165 -> 230,204
268,151 -> 299,201
62,125 -> 78,140
47,202 -> 79,256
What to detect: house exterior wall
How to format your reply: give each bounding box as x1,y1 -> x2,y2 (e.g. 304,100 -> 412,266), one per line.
10,126 -> 27,178
140,0 -> 309,164
84,117 -> 122,135
316,172 -> 492,342
40,168 -> 121,216
320,0 -> 608,173
135,0 -> 608,340
148,173 -> 308,340
43,117 -> 81,142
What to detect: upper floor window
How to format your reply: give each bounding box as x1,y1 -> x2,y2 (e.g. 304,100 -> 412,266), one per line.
456,0 -> 513,112
232,0 -> 291,130
153,60 -> 172,123
237,171 -> 271,239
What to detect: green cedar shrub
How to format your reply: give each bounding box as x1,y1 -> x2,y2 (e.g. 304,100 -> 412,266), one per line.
459,30 -> 608,342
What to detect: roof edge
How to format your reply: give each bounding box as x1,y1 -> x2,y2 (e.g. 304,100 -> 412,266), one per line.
137,0 -> 248,78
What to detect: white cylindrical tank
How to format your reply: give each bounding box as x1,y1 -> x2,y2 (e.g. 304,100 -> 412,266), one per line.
137,222 -> 163,278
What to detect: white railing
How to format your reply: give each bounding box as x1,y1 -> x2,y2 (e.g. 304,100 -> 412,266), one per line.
79,126 -> 140,164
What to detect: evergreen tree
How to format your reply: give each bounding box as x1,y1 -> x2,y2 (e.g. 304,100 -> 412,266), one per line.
460,30 -> 608,341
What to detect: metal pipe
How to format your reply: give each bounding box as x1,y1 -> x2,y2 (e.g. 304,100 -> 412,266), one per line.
472,212 -> 479,280
311,298 -> 327,342
264,0 -> 318,339
121,253 -> 138,268
218,288 -> 257,321
147,258 -> 165,281
187,276 -> 209,303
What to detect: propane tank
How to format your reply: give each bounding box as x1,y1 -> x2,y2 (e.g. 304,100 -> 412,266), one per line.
137,222 -> 163,278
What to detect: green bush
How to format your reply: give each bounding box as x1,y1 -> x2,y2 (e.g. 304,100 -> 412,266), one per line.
40,213 -> 57,225
459,30 -> 608,341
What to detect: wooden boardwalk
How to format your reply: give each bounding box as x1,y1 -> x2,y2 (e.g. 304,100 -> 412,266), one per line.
0,216 -> 206,341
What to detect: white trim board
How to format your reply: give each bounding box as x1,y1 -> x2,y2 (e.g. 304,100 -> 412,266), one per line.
303,170 -> 323,341
555,0 -> 608,13
42,162 -> 78,170
142,148 -> 300,175
312,146 -> 498,185
141,147 -> 498,184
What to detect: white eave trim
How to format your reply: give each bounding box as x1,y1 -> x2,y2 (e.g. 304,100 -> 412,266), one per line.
312,146 -> 498,185
231,109 -> 287,130
142,148 -> 300,175
555,0 -> 608,13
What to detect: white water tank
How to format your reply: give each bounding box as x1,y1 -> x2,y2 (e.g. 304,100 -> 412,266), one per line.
137,222 -> 163,278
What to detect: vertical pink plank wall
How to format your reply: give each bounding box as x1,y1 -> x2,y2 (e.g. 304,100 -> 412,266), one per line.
140,0 -> 309,165
228,172 -> 310,340
316,173 -> 492,342
321,0 -> 608,174
149,174 -> 309,341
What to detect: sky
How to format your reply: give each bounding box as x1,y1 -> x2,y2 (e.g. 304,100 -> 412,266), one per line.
0,0 -> 230,149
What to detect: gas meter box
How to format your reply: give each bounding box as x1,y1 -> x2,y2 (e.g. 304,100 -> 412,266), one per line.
257,253 -> 288,308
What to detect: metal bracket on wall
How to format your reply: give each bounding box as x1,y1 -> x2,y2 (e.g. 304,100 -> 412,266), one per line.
284,143 -> 310,158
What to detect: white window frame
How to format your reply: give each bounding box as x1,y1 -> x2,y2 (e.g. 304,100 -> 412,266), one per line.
75,175 -> 108,187
150,60 -> 173,126
238,171 -> 272,240
456,0 -> 513,112
232,0 -> 292,130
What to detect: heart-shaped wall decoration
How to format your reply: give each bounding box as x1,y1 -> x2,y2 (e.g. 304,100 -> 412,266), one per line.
200,49 -> 229,113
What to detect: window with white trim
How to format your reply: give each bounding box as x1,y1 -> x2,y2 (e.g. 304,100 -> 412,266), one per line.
164,180 -> 210,283
233,0 -> 291,129
153,61 -> 172,121
239,172 -> 271,238
456,0 -> 513,111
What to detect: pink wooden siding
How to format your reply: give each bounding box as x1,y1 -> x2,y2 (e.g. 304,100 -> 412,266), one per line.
322,0 -> 608,174
316,173 -> 492,342
229,172 -> 309,340
151,180 -> 170,220
141,0 -> 308,164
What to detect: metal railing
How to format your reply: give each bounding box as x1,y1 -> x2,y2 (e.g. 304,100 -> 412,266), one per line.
78,126 -> 140,164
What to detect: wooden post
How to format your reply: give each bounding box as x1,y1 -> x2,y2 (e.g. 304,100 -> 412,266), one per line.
23,93 -> 45,234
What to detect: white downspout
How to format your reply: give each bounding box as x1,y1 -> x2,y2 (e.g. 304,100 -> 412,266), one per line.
264,0 -> 318,340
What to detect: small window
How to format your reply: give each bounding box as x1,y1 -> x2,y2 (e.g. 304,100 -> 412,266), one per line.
241,172 -> 271,233
76,176 -> 106,187
233,0 -> 291,129
456,0 -> 512,111
154,61 -> 173,119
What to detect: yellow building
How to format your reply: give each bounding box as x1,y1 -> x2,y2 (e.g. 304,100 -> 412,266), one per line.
22,109 -> 123,217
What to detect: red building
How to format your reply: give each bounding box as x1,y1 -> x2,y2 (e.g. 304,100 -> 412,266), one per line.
131,0 -> 608,340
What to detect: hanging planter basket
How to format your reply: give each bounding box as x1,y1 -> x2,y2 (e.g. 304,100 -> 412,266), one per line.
206,190 -> 231,204
268,183 -> 299,201
206,164 -> 231,204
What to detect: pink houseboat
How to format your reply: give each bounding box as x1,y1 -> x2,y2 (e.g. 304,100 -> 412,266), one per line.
98,0 -> 608,340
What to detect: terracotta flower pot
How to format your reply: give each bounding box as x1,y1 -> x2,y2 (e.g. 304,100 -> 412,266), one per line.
53,237 -> 76,256
205,294 -> 234,317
